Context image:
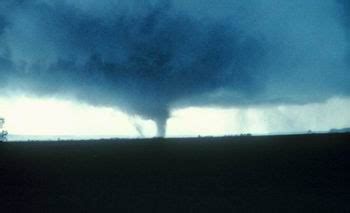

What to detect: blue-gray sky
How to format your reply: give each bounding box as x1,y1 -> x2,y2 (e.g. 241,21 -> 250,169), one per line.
0,0 -> 349,136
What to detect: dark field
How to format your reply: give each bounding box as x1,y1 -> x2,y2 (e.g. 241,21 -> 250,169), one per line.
1,133 -> 349,212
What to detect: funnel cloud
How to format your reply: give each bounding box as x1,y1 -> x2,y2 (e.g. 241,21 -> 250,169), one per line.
0,0 -> 349,136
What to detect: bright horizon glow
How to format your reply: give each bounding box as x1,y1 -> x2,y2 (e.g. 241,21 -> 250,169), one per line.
167,97 -> 350,137
0,95 -> 350,140
0,96 -> 156,137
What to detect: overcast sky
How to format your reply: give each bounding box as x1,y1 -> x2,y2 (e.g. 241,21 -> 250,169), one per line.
0,0 -> 349,138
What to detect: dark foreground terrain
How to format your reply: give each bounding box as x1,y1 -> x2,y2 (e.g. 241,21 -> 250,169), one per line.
1,133 -> 349,212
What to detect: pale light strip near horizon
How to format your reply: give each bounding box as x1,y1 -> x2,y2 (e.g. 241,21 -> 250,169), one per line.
0,96 -> 350,140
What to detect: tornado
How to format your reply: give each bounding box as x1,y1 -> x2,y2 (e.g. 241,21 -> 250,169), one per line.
0,0 -> 349,137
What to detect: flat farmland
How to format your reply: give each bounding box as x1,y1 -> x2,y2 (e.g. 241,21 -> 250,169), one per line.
1,133 -> 349,212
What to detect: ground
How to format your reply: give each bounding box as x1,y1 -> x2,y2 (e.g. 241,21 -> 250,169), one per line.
0,133 -> 349,212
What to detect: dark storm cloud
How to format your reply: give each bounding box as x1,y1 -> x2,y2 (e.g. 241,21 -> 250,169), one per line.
338,0 -> 350,70
0,13 -> 13,87
0,0 -> 349,136
338,0 -> 350,26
